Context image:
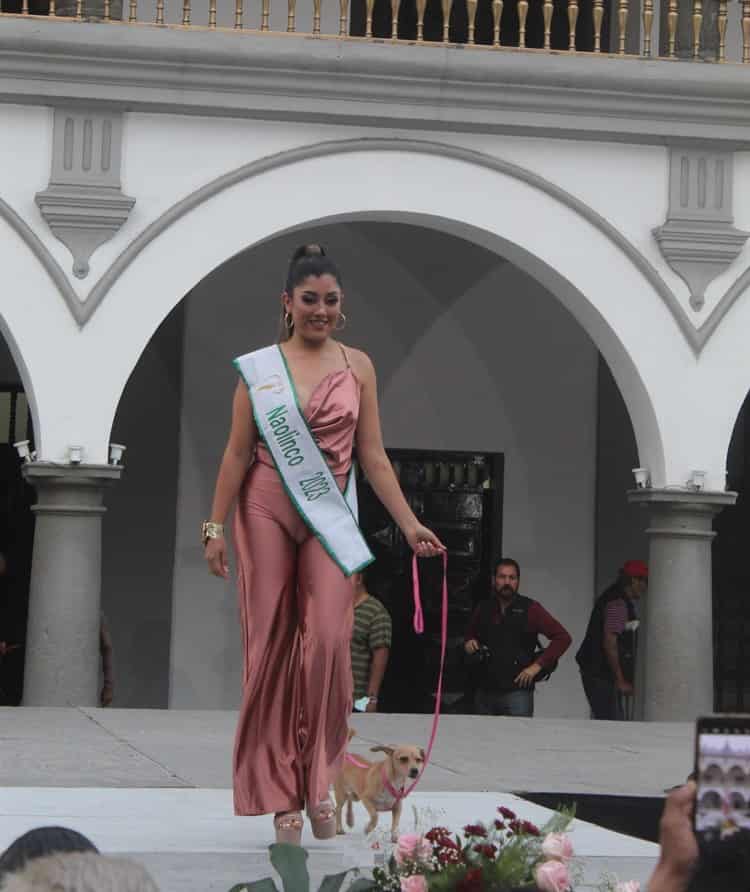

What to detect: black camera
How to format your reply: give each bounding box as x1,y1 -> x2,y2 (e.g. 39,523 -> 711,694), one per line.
465,644 -> 491,666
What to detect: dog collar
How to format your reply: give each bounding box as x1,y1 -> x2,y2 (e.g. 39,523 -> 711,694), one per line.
381,762 -> 407,801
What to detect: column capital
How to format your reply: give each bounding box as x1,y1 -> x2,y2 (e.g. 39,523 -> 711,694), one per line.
22,462 -> 123,517
22,462 -> 123,485
628,488 -> 736,512
628,488 -> 737,541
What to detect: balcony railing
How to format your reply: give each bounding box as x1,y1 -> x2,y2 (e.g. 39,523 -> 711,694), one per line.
0,0 -> 748,63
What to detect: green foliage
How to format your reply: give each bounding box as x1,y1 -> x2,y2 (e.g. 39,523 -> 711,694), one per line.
227,843 -> 358,892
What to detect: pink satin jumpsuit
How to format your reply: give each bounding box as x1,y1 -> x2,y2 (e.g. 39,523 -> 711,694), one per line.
232,362 -> 360,816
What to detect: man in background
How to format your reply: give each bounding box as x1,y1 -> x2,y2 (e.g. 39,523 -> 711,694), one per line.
576,559 -> 648,720
350,571 -> 392,713
464,558 -> 572,717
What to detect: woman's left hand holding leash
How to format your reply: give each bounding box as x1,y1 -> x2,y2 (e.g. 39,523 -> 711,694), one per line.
405,524 -> 446,558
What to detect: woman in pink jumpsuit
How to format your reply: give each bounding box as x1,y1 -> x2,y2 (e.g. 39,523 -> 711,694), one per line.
203,245 -> 444,844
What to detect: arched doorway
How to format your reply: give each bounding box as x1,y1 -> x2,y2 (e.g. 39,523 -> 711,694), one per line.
714,388 -> 750,712
0,334 -> 35,705
104,220 -> 647,716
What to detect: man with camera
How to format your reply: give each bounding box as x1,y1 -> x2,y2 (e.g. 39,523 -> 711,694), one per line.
463,558 -> 572,717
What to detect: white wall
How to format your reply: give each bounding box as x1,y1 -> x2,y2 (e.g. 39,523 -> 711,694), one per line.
170,221 -> 600,718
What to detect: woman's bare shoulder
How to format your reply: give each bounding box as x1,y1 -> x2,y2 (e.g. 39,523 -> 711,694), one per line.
342,344 -> 375,379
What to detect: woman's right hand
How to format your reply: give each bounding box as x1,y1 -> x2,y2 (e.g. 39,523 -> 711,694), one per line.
205,537 -> 230,579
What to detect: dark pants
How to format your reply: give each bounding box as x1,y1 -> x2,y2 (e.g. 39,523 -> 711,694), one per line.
475,688 -> 534,717
581,672 -> 619,720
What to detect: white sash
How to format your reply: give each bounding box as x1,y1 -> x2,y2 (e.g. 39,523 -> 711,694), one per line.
234,345 -> 374,577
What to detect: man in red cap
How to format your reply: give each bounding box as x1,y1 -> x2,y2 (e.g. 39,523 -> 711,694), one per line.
575,559 -> 648,720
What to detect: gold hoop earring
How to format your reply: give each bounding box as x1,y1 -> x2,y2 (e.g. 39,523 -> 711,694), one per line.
284,312 -> 293,330
335,312 -> 347,331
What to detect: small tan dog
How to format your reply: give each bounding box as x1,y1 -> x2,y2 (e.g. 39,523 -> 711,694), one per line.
334,730 -> 425,842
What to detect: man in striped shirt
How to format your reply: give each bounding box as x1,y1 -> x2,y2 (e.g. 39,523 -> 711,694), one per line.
575,559 -> 648,720
350,572 -> 392,713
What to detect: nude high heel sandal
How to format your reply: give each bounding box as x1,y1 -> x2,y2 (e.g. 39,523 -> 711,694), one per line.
307,799 -> 336,840
274,811 -> 304,845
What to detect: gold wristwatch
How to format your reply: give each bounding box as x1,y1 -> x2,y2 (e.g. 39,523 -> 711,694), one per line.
202,521 -> 224,546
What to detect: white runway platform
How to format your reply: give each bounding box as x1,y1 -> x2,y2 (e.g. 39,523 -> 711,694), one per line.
0,709 -> 692,890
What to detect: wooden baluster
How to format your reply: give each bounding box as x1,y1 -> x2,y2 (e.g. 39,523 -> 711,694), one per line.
416,0 -> 426,40
103,0 -> 111,19
313,0 -> 321,34
208,0 -> 217,26
76,0 -> 84,19
717,0 -> 727,61
467,0 -> 477,43
492,0 -> 503,45
667,0 -> 678,57
155,0 -> 164,24
22,0 -> 29,13
441,0 -> 452,42
642,0 -> 653,56
568,0 -> 579,50
365,0 -> 374,35
617,0 -> 628,54
287,0 -> 295,31
592,0 -> 604,51
234,0 -> 242,26
261,0 -> 270,29
744,0 -> 750,62
182,0 -> 191,25
543,0 -> 553,49
692,0 -> 703,58
49,0 -> 57,14
391,0 -> 399,37
340,0 -> 349,34
518,0 -> 528,47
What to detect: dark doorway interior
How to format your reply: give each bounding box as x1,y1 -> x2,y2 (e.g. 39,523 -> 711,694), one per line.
357,447 -> 503,713
714,391 -> 750,713
0,386 -> 35,705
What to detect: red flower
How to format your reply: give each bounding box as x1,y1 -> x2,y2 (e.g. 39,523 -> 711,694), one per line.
425,826 -> 451,843
436,836 -> 460,851
508,819 -> 521,834
494,820 -> 505,831
457,867 -> 484,892
498,806 -> 516,820
463,823 -> 487,837
472,843 -> 498,859
437,847 -> 464,865
520,820 -> 541,837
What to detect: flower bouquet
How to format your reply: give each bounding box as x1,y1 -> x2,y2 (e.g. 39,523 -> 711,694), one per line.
353,804 -> 578,891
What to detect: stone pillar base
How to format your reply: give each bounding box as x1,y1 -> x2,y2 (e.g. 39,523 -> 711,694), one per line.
629,488 -> 735,722
21,463 -> 122,707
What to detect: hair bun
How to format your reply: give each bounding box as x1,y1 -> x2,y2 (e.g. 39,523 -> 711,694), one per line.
290,243 -> 326,264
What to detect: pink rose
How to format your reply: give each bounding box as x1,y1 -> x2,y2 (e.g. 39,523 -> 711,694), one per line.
541,832 -> 574,862
614,883 -> 641,892
396,834 -> 432,864
534,859 -> 571,892
400,875 -> 428,892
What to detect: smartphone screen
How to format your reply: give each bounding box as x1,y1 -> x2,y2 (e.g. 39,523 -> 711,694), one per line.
694,715 -> 750,856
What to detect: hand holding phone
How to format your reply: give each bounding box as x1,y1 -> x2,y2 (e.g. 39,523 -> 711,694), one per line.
693,714 -> 750,860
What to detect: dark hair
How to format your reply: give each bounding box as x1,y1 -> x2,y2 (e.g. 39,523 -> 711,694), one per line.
279,244 -> 343,342
284,244 -> 343,295
0,826 -> 98,879
494,557 -> 521,578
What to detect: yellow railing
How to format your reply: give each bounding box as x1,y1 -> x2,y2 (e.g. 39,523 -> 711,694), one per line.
0,0 -> 748,63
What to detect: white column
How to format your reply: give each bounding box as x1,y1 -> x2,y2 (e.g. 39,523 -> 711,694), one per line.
629,489 -> 735,722
21,463 -> 122,707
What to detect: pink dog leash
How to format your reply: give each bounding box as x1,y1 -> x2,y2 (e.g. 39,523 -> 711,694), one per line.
404,550 -> 448,797
347,553 -> 447,801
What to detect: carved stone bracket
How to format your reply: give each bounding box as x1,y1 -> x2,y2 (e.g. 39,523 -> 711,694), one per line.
653,147 -> 748,311
35,108 -> 135,280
